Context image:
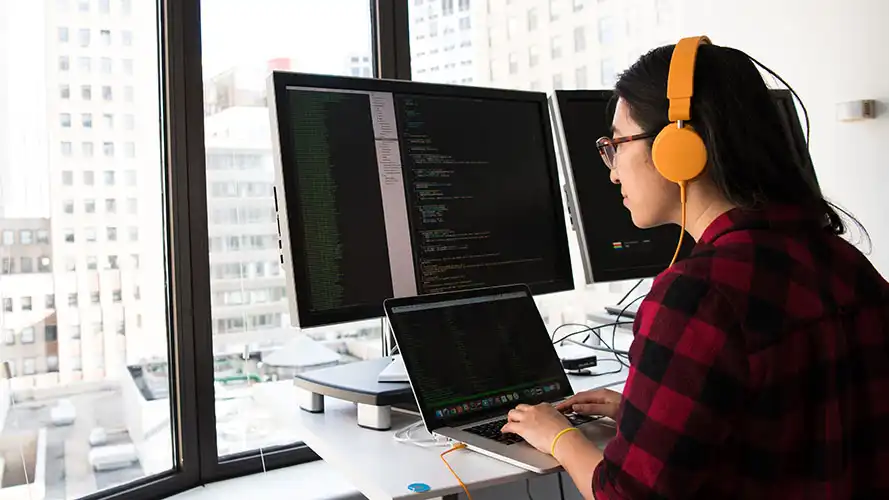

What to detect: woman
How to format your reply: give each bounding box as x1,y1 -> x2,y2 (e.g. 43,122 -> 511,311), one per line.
502,40 -> 889,498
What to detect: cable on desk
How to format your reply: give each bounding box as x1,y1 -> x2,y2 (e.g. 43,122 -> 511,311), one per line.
551,322 -> 631,344
393,421 -> 451,448
526,478 -> 536,500
616,278 -> 647,307
441,443 -> 473,500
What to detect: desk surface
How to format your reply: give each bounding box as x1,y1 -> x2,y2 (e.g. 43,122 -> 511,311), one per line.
296,348 -> 630,500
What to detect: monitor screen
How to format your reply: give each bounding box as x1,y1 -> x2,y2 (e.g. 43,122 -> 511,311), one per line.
550,89 -> 818,284
269,72 -> 574,327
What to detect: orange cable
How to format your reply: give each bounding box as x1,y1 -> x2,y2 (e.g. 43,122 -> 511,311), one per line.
669,181 -> 687,268
441,443 -> 473,500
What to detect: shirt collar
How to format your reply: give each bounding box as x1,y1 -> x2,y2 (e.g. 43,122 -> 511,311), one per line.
699,204 -> 828,245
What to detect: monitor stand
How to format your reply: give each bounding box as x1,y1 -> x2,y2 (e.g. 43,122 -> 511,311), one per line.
377,354 -> 408,383
604,301 -> 641,319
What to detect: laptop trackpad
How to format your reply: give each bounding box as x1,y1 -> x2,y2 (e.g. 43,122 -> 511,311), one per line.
581,419 -> 618,450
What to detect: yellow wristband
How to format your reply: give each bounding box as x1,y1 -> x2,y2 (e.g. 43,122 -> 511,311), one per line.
550,427 -> 579,456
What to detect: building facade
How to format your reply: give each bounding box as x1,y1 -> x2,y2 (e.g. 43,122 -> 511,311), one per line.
410,0 -> 479,85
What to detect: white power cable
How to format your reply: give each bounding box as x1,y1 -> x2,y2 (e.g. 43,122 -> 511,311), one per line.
392,420 -> 451,449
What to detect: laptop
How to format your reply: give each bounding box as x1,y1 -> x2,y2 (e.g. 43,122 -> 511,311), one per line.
383,284 -> 613,473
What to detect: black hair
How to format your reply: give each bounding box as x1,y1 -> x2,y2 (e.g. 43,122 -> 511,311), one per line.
614,43 -> 868,244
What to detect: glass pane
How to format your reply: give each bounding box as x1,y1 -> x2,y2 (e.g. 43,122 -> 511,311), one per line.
407,0 -> 680,315
0,0 -> 173,497
200,0 -> 375,458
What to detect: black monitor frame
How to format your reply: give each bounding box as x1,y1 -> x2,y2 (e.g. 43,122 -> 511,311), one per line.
550,88 -> 818,285
268,71 -> 575,328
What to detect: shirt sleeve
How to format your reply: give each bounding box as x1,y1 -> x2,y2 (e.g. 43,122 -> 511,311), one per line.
592,270 -> 748,499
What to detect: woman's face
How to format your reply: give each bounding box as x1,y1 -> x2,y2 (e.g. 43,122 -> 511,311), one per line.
609,98 -> 680,228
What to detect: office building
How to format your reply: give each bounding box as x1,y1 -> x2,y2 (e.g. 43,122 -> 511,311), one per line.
42,0 -> 168,383
410,0 -> 479,85
480,0 -> 679,91
345,53 -> 373,78
0,219 -> 57,389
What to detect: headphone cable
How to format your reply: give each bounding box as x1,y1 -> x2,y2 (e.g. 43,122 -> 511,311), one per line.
669,181 -> 688,267
441,443 -> 473,499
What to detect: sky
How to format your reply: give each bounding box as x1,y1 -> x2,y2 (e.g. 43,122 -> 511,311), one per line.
200,0 -> 374,79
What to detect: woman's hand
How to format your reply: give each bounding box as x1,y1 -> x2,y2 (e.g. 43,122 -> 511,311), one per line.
501,404 -> 573,455
555,388 -> 622,420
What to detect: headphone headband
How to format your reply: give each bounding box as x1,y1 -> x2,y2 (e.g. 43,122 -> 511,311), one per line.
667,36 -> 711,122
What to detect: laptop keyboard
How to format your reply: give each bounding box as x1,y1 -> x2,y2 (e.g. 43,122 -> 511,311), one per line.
464,413 -> 599,445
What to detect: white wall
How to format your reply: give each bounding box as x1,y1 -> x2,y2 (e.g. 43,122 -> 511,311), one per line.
676,0 -> 889,277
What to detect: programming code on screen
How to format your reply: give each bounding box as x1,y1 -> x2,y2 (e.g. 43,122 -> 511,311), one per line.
286,89 -> 395,313
390,295 -> 566,409
395,95 -> 563,294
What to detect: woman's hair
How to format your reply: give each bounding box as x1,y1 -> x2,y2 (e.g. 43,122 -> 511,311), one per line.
614,43 -> 866,241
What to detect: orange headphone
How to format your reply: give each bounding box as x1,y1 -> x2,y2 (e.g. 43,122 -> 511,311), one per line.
651,35 -> 711,267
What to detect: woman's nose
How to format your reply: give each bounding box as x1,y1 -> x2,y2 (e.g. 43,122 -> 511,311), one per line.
609,168 -> 620,185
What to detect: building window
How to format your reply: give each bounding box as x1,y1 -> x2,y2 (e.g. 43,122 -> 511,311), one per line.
122,30 -> 133,46
100,29 -> 111,46
125,170 -> 137,186
442,0 -> 454,15
113,290 -> 122,302
104,113 -> 115,129
573,0 -> 584,11
103,142 -> 115,157
20,258 -> 33,274
64,229 -> 75,243
21,327 -> 35,343
127,198 -> 137,214
101,57 -> 113,74
85,199 -> 96,213
65,258 -> 76,271
598,17 -> 617,45
47,355 -> 60,372
78,56 -> 91,73
553,73 -> 564,90
87,256 -> 97,270
121,0 -> 132,15
20,230 -> 33,245
78,0 -> 89,12
3,298 -> 12,312
82,113 -> 93,128
506,16 -> 518,40
107,227 -> 118,241
1,258 -> 12,274
36,230 -> 49,244
60,113 -> 72,128
1,231 -> 13,245
102,85 -> 113,100
3,329 -> 14,345
574,26 -> 586,52
124,114 -> 134,130
59,56 -> 70,71
551,35 -> 563,59
83,142 -> 94,157
601,57 -> 617,86
124,85 -> 134,102
46,295 -> 55,309
81,85 -> 92,100
86,227 -> 97,242
128,227 -> 138,242
105,198 -> 117,213
107,255 -> 119,270
99,0 -> 109,13
58,27 -> 69,42
133,285 -> 141,299
78,28 -> 90,47
116,320 -> 126,335
549,0 -> 561,21
71,325 -> 81,340
38,257 -> 52,272
23,358 -> 36,376
60,84 -> 70,99
68,293 -> 78,306
429,20 -> 437,37
508,53 -> 518,74
459,17 -> 471,30
124,142 -> 135,158
91,291 -> 100,304
62,170 -> 74,185
104,171 -> 116,186
83,170 -> 95,185
130,254 -> 140,269
123,58 -> 134,75
459,0 -> 470,11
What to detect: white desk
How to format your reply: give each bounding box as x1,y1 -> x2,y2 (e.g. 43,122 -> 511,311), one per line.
295,338 -> 632,500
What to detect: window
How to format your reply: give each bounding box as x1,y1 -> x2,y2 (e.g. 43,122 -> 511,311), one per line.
1,258 -> 12,274
47,355 -> 60,372
104,142 -> 115,157
459,17 -> 471,30
113,290 -> 122,302
60,113 -> 72,127
201,0 -> 375,460
103,85 -> 113,100
100,29 -> 111,46
459,0 -> 470,11
101,57 -> 113,74
601,57 -> 617,86
60,84 -> 70,99
68,293 -> 78,307
86,227 -> 97,242
58,27 -> 69,42
3,298 -> 12,312
38,256 -> 52,272
508,52 -> 518,74
124,85 -> 134,102
127,198 -> 138,214
70,325 -> 81,340
83,142 -> 94,157
82,85 -> 92,100
549,0 -> 561,21
21,258 -> 33,273
20,230 -> 33,245
130,254 -> 140,269
23,358 -> 36,376
99,0 -> 109,13
125,142 -> 136,158
82,113 -> 93,128
59,56 -> 70,71
104,170 -> 116,186
62,170 -> 74,185
46,295 -> 56,309
36,230 -> 49,244
121,0 -> 131,15
78,0 -> 89,12
21,327 -> 35,343
63,229 -> 75,243
3,329 -> 14,345
123,58 -> 134,75
91,291 -> 101,304
62,142 -> 73,157
551,35 -> 563,59
125,170 -> 137,186
442,0 -> 454,15
83,170 -> 95,185
105,198 -> 117,213
598,17 -> 617,45
553,72 -> 564,89
86,256 -> 97,270
574,26 -> 586,52
507,16 -> 518,40
573,0 -> 584,11
78,28 -> 90,47
128,226 -> 139,242
104,113 -> 115,129
78,56 -> 91,72
1,231 -> 13,245
65,258 -> 76,271
122,30 -> 133,46
107,255 -> 119,269
124,114 -> 134,130
107,226 -> 118,241
85,199 -> 96,213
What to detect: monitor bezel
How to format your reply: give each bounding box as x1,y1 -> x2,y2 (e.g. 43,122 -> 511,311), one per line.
269,71 -> 575,328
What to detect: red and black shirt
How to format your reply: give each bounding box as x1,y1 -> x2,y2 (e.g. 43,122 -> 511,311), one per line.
593,205 -> 889,499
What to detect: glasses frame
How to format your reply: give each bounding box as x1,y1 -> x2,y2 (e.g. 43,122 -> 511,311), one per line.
595,132 -> 658,169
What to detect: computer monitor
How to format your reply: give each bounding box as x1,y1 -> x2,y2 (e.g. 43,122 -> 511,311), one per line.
549,89 -> 818,284
268,72 -> 574,328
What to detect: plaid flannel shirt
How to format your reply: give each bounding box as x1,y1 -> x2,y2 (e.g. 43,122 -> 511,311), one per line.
593,205 -> 889,499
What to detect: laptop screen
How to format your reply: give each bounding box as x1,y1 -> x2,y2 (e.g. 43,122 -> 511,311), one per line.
386,287 -> 573,430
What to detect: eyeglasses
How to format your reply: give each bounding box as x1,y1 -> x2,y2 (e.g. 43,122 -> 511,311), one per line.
595,132 -> 657,170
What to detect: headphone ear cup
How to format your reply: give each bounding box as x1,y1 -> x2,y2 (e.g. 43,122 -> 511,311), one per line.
652,124 -> 708,183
